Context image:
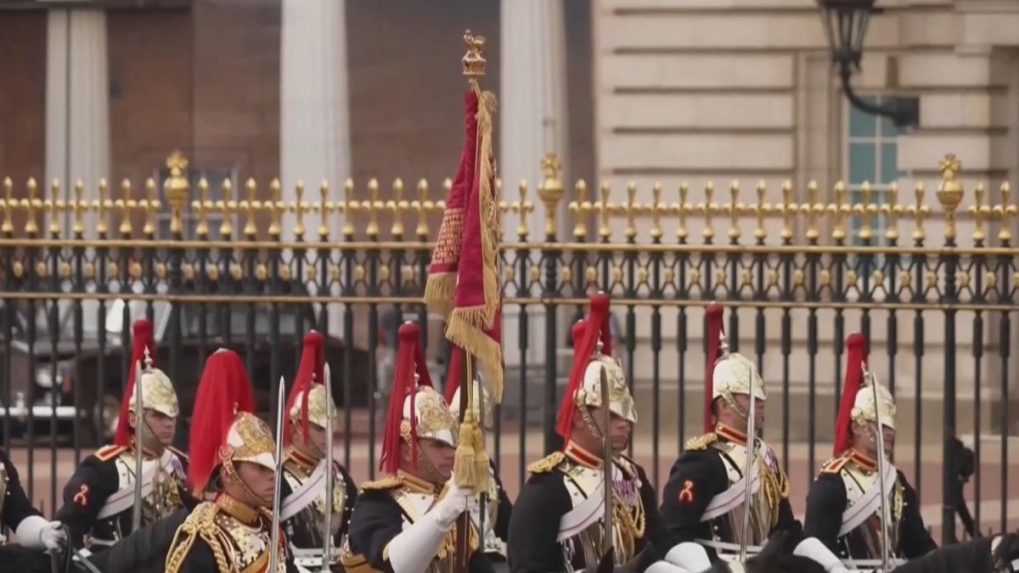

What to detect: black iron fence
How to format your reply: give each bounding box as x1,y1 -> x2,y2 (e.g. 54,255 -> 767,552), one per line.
1,152 -> 1015,542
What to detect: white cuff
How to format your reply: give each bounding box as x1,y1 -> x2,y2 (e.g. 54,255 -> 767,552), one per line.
664,542 -> 712,571
385,513 -> 448,573
793,537 -> 850,572
14,514 -> 49,549
645,561 -> 688,573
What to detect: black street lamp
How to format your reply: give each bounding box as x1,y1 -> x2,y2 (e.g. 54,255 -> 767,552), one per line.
817,0 -> 919,128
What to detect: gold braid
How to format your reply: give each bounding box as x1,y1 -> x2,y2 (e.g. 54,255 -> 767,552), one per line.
165,503 -> 234,573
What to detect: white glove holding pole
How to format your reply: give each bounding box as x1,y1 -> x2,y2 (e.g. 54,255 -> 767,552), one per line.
15,515 -> 67,552
793,537 -> 851,573
386,480 -> 472,573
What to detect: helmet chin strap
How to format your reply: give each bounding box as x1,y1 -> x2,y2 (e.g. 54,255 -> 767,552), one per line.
223,458 -> 270,507
578,404 -> 607,442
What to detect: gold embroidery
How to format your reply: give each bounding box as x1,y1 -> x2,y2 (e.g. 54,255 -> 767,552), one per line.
527,451 -> 565,474
685,432 -> 718,451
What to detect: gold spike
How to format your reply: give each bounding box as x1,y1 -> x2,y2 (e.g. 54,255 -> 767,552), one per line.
244,178 -> 258,239
937,154 -> 964,245
416,179 -> 430,238
650,182 -> 663,241
884,182 -> 901,243
2,177 -> 13,236
219,178 -> 234,238
342,178 -> 355,237
677,183 -> 689,243
49,179 -> 61,238
72,180 -> 85,237
831,181 -> 847,243
727,180 -> 740,242
754,181 -> 767,242
319,180 -> 331,240
366,178 -> 380,238
538,153 -> 564,240
117,179 -> 133,237
143,178 -> 157,238
911,181 -> 927,243
781,180 -> 794,243
971,182 -> 986,245
625,182 -> 638,241
24,177 -> 39,236
391,178 -> 405,237
517,180 -> 533,239
998,182 -> 1013,244
97,178 -> 110,238
195,177 -> 209,238
597,182 -> 610,241
805,180 -> 820,243
283,179 -> 297,239
574,179 -> 588,240
164,151 -> 190,237
858,181 -> 873,243
702,181 -> 715,243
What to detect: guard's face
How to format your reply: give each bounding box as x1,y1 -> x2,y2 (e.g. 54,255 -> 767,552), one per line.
235,461 -> 276,507
879,425 -> 895,455
416,437 -> 456,483
732,394 -> 766,430
585,406 -> 633,453
133,409 -> 177,447
293,421 -> 328,457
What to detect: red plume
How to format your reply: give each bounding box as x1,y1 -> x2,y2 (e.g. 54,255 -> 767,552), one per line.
556,293 -> 612,439
284,330 -> 325,445
380,322 -> 432,474
188,349 -> 256,496
704,304 -> 725,432
114,319 -> 155,446
834,333 -> 869,456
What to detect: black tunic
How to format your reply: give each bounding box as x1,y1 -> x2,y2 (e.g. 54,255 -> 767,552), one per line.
280,460 -> 358,551
659,445 -> 798,558
170,534 -> 300,573
803,469 -> 936,560
507,456 -> 665,573
85,505 -> 193,573
1,449 -> 42,531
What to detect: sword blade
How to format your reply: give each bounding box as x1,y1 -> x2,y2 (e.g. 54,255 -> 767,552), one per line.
269,377 -> 286,573
739,373 -> 757,564
866,365 -> 891,573
131,359 -> 144,531
322,362 -> 334,572
600,366 -> 614,562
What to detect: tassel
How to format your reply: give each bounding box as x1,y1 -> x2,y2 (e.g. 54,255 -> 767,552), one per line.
472,422 -> 490,492
454,418 -> 479,488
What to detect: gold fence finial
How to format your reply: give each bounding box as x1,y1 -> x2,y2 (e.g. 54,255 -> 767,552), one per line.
805,180 -> 820,243
573,179 -> 588,240
937,153 -> 964,245
651,182 -> 664,241
143,178 -> 157,238
832,181 -> 847,244
702,181 -> 715,243
971,182 -> 986,246
538,153 -> 564,240
118,179 -> 133,237
625,182 -> 638,241
244,178 -> 258,239
342,178 -> 355,237
97,178 -> 110,238
219,178 -> 234,239
463,29 -> 487,79
998,181 -> 1014,245
164,151 -> 190,237
912,181 -> 927,244
727,180 -> 740,243
416,179 -> 430,238
24,177 -> 39,236
781,180 -> 794,243
319,180 -> 331,240
677,183 -> 689,243
2,177 -> 13,236
269,178 -> 284,239
392,178 -> 406,238
884,183 -> 901,244
366,178 -> 381,238
597,182 -> 610,241
754,181 -> 768,243
195,177 -> 209,238
72,180 -> 85,237
858,181 -> 873,243
49,179 -> 62,238
517,180 -> 533,240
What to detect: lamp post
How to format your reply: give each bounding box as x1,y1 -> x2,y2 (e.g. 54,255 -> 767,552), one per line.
817,0 -> 919,128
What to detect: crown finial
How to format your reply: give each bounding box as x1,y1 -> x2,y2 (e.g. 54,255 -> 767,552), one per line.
463,30 -> 487,78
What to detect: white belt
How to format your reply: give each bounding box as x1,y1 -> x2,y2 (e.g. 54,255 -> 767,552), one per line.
701,469 -> 761,523
280,460 -> 329,522
839,463 -> 898,537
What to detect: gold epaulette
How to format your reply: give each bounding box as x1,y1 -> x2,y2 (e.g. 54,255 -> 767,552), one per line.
360,476 -> 402,492
168,446 -> 189,461
820,453 -> 851,475
165,502 -> 232,573
95,445 -> 128,462
527,451 -> 565,474
685,432 -> 718,452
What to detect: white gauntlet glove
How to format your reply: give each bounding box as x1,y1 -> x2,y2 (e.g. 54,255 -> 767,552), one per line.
15,515 -> 67,552
386,480 -> 473,573
793,537 -> 850,573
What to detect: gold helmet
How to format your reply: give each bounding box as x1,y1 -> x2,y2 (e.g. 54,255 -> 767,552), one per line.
130,367 -> 180,419
576,354 -> 638,425
712,352 -> 767,404
851,375 -> 896,431
115,319 -> 179,446
402,385 -> 457,448
289,384 -> 335,431
222,411 -> 277,471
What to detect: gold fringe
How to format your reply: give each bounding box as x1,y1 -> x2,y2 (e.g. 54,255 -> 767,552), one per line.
423,273 -> 457,317
472,90 -> 501,330
444,315 -> 504,403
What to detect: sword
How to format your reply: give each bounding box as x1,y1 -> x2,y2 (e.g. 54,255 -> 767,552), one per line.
600,365 -> 615,569
322,363 -> 334,572
476,377 -> 487,554
131,358 -> 145,531
738,364 -> 758,564
864,363 -> 891,573
269,377 -> 286,573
